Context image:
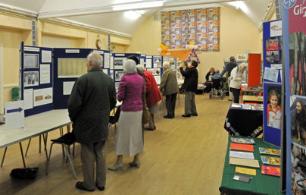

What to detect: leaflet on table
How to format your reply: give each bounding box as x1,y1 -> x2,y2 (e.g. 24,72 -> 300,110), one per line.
229,157 -> 260,168
260,155 -> 280,166
235,166 -> 257,176
259,147 -> 281,156
230,143 -> 254,152
261,165 -> 280,176
231,137 -> 255,144
4,100 -> 24,128
231,103 -> 241,108
241,104 -> 252,110
229,151 -> 254,160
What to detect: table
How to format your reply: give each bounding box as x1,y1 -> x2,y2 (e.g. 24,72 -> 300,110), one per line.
224,104 -> 263,136
219,136 -> 281,194
0,109 -> 71,167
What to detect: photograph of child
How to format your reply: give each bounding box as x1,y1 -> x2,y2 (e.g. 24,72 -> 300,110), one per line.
291,96 -> 306,145
267,87 -> 282,129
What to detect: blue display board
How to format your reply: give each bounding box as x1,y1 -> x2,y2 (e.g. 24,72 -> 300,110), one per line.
263,20 -> 283,147
21,44 -> 54,116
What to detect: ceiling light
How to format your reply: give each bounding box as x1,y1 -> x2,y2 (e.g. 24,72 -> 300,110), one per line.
124,10 -> 145,20
112,1 -> 164,11
114,0 -> 142,4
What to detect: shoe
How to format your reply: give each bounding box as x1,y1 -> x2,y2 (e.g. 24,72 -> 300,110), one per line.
144,126 -> 156,130
128,161 -> 140,168
75,181 -> 95,192
163,115 -> 172,119
96,184 -> 105,191
108,163 -> 124,171
191,113 -> 198,116
182,114 -> 191,117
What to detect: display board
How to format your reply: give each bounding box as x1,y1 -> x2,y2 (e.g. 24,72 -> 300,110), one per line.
263,20 -> 283,147
282,0 -> 306,193
21,44 -> 54,116
53,49 -> 109,109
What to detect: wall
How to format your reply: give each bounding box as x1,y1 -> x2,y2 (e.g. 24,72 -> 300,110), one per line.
127,6 -> 262,82
0,12 -> 33,112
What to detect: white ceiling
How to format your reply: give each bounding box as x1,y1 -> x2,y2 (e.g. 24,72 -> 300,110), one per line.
0,0 -> 272,36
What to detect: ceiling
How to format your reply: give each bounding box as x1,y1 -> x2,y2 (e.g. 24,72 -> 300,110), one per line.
0,0 -> 272,36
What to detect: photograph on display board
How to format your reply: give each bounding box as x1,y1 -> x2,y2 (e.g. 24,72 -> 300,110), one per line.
23,71 -> 39,87
24,53 -> 39,69
266,51 -> 281,64
266,37 -> 281,51
113,58 -> 125,69
290,32 -> 306,96
114,70 -> 124,82
291,144 -> 306,194
291,96 -> 306,146
266,85 -> 282,129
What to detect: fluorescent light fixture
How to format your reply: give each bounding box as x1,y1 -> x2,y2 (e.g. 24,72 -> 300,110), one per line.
112,1 -> 164,11
124,10 -> 145,20
114,0 -> 142,4
227,1 -> 250,15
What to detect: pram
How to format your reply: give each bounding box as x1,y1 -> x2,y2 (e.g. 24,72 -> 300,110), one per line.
209,76 -> 225,99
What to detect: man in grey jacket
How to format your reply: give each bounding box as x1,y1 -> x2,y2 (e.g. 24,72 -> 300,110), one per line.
68,51 -> 116,191
160,62 -> 179,119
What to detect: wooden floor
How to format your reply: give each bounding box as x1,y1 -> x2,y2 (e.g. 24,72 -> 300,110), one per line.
0,94 -> 230,195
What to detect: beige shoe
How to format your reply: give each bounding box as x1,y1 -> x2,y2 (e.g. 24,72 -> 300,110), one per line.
108,163 -> 124,171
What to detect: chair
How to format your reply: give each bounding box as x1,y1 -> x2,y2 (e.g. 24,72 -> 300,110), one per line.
47,132 -> 77,179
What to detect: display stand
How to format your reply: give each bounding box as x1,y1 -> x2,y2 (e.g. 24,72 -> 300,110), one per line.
21,43 -> 54,116
262,20 -> 283,147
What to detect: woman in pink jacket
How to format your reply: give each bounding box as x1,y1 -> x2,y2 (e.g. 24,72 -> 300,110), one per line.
109,60 -> 145,170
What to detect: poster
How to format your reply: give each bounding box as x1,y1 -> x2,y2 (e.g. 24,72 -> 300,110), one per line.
23,89 -> 33,110
41,50 -> 52,63
39,64 -> 50,84
146,57 -> 152,68
33,88 -> 53,106
114,70 -> 124,82
23,71 -> 39,87
113,58 -> 125,69
104,53 -> 110,68
63,81 -> 75,95
24,53 -> 39,69
264,67 -> 280,82
270,20 -> 282,37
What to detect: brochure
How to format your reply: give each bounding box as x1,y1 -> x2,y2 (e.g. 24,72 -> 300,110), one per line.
259,147 -> 281,156
261,165 -> 280,176
229,157 -> 260,168
235,166 -> 257,176
260,155 -> 280,166
230,143 -> 254,152
231,137 -> 255,144
230,151 -> 255,160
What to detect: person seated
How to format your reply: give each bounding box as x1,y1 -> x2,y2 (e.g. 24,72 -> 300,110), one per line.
204,67 -> 215,93
211,70 -> 222,90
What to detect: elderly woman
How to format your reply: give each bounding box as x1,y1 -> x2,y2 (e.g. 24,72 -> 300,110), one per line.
109,60 -> 145,170
160,62 -> 179,118
136,65 -> 162,130
229,63 -> 247,103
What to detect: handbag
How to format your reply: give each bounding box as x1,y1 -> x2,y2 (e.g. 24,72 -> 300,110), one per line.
10,167 -> 39,179
142,106 -> 151,124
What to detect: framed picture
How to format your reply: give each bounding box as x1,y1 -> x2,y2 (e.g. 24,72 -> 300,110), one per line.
24,53 -> 39,69
114,70 -> 124,82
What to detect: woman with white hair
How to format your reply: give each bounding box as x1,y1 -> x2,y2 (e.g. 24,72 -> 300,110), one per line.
109,60 -> 145,170
160,62 -> 179,118
229,63 -> 247,103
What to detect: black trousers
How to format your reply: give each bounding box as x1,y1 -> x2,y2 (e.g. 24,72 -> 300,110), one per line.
165,93 -> 177,117
230,88 -> 241,103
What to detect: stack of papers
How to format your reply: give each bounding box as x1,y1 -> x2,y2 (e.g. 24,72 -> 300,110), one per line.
261,156 -> 280,166
259,147 -> 281,156
261,165 -> 280,176
230,151 -> 254,159
235,166 -> 257,176
229,157 -> 260,168
230,143 -> 254,152
231,137 -> 255,144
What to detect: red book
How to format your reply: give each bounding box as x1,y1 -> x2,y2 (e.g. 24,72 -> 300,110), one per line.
261,165 -> 280,177
230,143 -> 254,152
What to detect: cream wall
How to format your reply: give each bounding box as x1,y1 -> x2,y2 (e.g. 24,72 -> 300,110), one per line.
128,6 -> 262,82
0,12 -> 33,112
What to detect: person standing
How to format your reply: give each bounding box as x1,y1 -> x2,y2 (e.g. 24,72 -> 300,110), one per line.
180,60 -> 199,117
68,51 -> 116,191
160,62 -> 179,119
109,59 -> 145,170
229,63 -> 247,103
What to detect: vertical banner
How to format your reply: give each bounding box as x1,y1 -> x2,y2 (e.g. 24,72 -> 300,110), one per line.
283,0 -> 306,194
263,20 -> 283,147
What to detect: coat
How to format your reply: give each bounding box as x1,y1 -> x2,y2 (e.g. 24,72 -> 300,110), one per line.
68,68 -> 116,144
229,66 -> 243,89
160,68 -> 179,96
117,73 -> 144,112
144,70 -> 162,107
180,67 -> 198,93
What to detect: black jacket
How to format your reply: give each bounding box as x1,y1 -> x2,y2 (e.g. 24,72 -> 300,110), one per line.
221,62 -> 237,77
180,67 -> 198,93
68,68 -> 116,144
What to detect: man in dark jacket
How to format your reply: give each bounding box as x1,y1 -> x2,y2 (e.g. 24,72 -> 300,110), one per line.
221,56 -> 238,77
68,51 -> 116,191
180,60 -> 198,117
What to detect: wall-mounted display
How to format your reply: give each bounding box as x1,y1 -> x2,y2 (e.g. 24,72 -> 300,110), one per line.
161,7 -> 220,51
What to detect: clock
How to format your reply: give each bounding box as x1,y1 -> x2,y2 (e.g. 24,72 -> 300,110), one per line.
96,39 -> 102,49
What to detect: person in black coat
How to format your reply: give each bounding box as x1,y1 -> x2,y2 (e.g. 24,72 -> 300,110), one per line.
180,60 -> 198,117
68,51 -> 116,191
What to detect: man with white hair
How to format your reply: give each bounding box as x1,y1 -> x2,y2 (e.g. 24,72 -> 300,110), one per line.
68,51 -> 116,191
160,62 -> 179,118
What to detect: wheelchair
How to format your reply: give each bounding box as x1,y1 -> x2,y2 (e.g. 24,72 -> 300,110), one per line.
209,77 -> 225,99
